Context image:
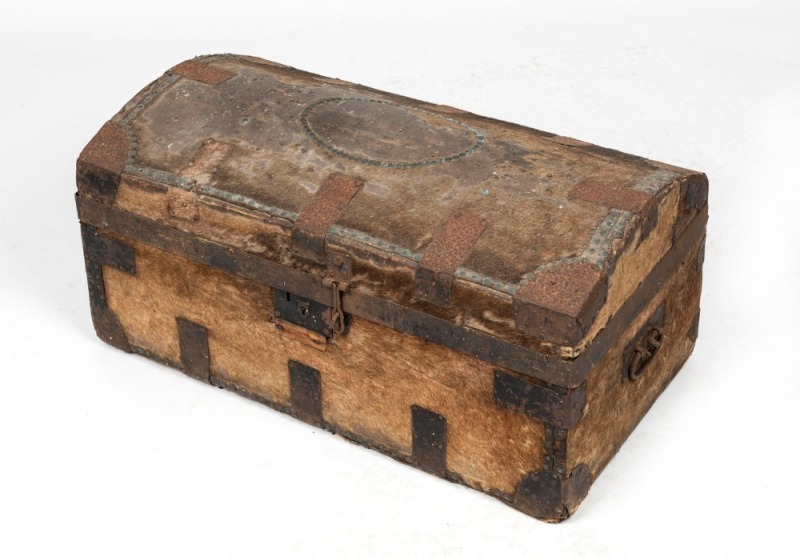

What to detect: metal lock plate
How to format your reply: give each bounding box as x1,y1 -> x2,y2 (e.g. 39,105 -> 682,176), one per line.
274,252 -> 353,338
273,289 -> 334,338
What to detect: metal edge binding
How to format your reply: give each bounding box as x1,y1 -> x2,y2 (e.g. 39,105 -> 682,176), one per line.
76,194 -> 708,388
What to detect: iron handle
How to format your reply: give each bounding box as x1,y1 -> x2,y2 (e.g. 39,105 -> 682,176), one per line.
628,326 -> 664,381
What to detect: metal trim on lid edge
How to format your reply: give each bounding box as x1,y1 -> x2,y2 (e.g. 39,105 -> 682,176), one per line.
75,194 -> 707,388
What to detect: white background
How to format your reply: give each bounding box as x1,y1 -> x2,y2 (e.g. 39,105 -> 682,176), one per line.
1,1 -> 798,555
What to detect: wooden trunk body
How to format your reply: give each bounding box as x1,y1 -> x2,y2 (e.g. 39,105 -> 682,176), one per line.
76,55 -> 708,521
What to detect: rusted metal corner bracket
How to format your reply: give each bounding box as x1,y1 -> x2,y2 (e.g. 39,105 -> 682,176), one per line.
79,223 -> 136,352
513,262 -> 608,346
512,463 -> 592,522
76,121 -> 130,204
493,370 -> 587,429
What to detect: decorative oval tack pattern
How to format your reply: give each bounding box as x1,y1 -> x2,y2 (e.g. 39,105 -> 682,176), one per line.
301,97 -> 485,169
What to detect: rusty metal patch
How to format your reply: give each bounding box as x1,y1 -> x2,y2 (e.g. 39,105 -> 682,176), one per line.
415,213 -> 486,306
77,121 -> 130,203
564,170 -> 678,245
514,262 -> 607,346
493,371 -> 586,429
411,405 -> 447,477
176,317 -> 210,383
291,173 -> 363,263
169,60 -> 235,85
289,360 -> 323,425
569,179 -> 654,214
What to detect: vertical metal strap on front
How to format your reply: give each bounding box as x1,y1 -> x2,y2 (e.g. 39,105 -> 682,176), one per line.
411,405 -> 448,477
177,317 -> 211,383
289,360 -> 323,425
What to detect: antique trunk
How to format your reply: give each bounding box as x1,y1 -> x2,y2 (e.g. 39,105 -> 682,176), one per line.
75,54 -> 708,521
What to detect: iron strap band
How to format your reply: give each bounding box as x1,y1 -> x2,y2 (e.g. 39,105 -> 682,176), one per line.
291,173 -> 363,264
415,212 -> 487,307
75,194 -> 707,388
